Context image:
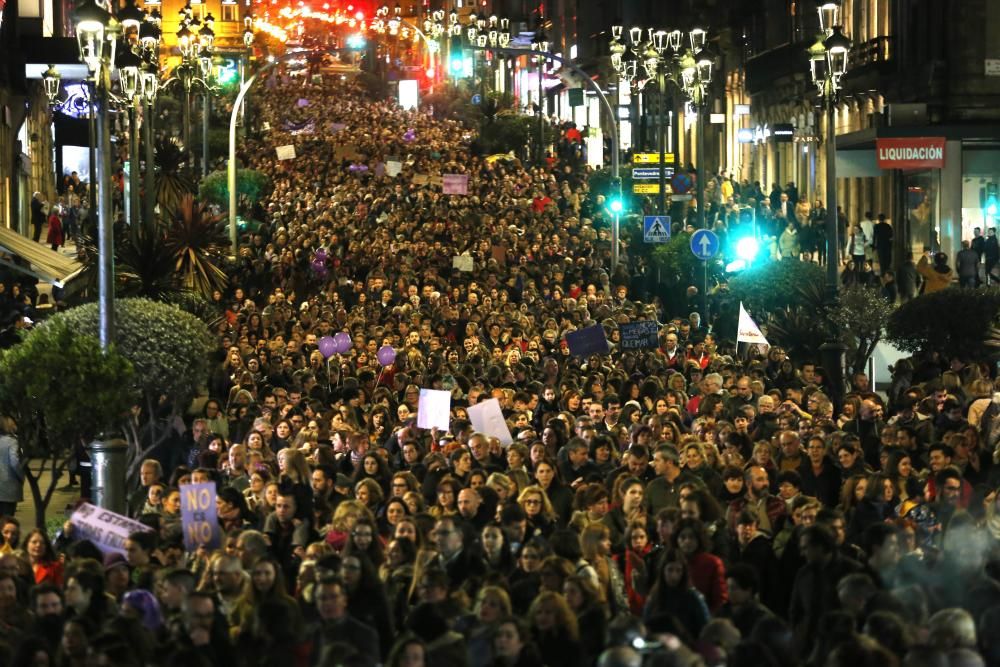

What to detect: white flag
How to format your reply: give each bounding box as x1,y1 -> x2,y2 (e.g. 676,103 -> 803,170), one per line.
737,302 -> 769,347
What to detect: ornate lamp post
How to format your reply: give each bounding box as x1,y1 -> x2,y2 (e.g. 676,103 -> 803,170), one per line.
809,0 -> 852,408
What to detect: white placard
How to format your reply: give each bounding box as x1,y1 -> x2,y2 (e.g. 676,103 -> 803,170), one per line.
386,160 -> 402,177
69,502 -> 154,555
467,398 -> 513,446
417,389 -> 452,431
276,144 -> 296,160
452,255 -> 474,272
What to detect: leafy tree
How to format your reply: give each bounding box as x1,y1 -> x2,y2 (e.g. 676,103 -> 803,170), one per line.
55,299 -> 213,484
0,321 -> 134,528
199,169 -> 270,208
886,287 -> 1000,360
830,286 -> 894,374
727,260 -> 828,315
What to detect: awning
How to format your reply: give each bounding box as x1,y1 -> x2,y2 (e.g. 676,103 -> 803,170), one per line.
0,225 -> 84,287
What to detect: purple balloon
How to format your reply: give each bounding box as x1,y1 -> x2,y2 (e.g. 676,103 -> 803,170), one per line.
376,345 -> 397,366
333,332 -> 352,354
315,248 -> 327,260
318,336 -> 337,359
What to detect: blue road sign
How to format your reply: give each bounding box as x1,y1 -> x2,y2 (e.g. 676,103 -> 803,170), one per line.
644,216 -> 671,243
690,229 -> 720,260
632,167 -> 675,180
471,94 -> 482,105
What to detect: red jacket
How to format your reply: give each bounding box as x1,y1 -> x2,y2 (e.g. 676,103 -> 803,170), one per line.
46,213 -> 63,247
686,551 -> 728,612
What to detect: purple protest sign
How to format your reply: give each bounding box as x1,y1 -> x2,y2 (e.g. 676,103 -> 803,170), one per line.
442,173 -> 469,195
297,98 -> 310,107
180,482 -> 221,551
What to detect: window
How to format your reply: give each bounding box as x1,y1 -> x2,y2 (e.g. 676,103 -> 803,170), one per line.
221,3 -> 237,22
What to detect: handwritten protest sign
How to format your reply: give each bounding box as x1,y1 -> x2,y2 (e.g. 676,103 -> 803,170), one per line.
565,324 -> 611,357
619,320 -> 660,350
412,174 -> 430,186
386,160 -> 402,177
276,144 -> 296,160
180,482 -> 221,551
417,389 -> 452,431
468,398 -> 513,446
69,503 -> 153,555
442,173 -> 469,195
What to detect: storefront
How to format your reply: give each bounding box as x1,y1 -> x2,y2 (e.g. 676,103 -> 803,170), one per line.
835,128 -> 1000,262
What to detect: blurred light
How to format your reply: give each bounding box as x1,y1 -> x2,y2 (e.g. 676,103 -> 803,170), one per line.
735,236 -> 759,262
347,33 -> 366,48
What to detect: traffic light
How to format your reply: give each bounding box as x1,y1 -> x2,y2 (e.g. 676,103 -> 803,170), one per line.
606,178 -> 624,214
986,183 -> 999,217
449,35 -> 464,75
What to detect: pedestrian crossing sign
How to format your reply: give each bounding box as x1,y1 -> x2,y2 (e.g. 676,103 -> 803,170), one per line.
644,216 -> 671,243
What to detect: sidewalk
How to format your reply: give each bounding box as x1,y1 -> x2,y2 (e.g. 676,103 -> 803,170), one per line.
13,460 -> 83,530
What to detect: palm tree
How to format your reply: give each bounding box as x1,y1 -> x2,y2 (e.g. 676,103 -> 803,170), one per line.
164,194 -> 230,298
154,137 -> 195,219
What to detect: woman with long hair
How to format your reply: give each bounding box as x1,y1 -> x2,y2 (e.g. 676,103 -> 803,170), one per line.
277,448 -> 313,523
580,522 -> 628,614
533,456 -> 572,524
615,519 -> 653,615
671,517 -> 728,613
886,449 -> 921,503
233,557 -> 305,661
353,452 -> 393,497
847,473 -> 898,545
642,548 -> 710,641
24,528 -> 63,586
345,515 -> 385,567
562,574 -> 607,666
527,591 -> 584,667
481,523 -> 516,576
429,477 -> 461,518
354,478 -> 386,516
604,476 -> 645,551
517,486 -> 557,538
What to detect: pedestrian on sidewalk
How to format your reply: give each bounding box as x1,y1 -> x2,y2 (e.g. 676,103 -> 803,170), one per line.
0,416 -> 23,518
46,207 -> 64,252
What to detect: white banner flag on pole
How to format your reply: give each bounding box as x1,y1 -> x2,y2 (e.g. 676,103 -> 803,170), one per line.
737,302 -> 769,347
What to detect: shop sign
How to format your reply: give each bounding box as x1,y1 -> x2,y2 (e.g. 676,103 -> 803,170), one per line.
772,123 -> 795,142
633,152 -> 675,165
876,137 -> 946,169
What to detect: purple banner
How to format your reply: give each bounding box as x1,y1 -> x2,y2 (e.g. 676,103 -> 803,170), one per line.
180,482 -> 221,551
442,173 -> 469,195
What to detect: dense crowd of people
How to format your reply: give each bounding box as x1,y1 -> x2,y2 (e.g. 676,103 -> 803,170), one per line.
2,72 -> 1000,667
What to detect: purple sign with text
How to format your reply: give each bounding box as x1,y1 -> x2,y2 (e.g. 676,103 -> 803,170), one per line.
180,482 -> 221,551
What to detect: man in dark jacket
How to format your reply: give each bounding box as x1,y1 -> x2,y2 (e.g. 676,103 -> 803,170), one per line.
308,578 -> 381,666
30,193 -> 46,243
788,524 -> 864,652
872,213 -> 893,274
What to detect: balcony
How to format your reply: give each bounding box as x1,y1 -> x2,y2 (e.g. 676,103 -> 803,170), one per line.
850,35 -> 893,69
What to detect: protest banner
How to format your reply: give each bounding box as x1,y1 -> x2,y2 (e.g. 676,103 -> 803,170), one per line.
180,482 -> 222,551
737,302 -> 769,347
468,398 -> 513,446
69,503 -> 153,555
412,174 -> 430,186
452,255 -> 474,272
619,320 -> 660,350
417,389 -> 452,431
275,145 -> 296,160
386,160 -> 403,177
442,173 -> 469,195
565,324 -> 610,357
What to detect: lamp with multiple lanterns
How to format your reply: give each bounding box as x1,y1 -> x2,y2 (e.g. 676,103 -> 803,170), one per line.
168,3 -> 217,177
609,24 -> 716,223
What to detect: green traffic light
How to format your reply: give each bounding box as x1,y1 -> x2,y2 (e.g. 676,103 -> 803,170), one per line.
609,198 -> 624,213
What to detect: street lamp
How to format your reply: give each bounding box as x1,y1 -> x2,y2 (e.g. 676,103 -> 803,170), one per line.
117,46 -> 143,228
612,23 -> 715,316
808,0 -> 852,408
530,26 -> 549,164
42,64 -> 61,105
74,0 -> 117,352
